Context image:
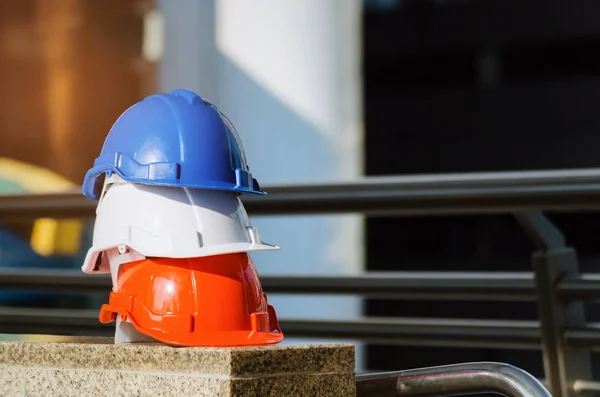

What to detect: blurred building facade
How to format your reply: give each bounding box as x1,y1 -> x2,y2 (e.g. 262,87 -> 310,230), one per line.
0,0 -> 153,184
363,0 -> 600,378
0,0 -> 155,309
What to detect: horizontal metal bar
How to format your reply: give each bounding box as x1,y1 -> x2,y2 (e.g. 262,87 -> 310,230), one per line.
2,269 -> 600,302
4,168 -> 600,219
4,308 -> 598,349
280,318 -> 542,350
0,269 -> 110,294
555,273 -> 600,302
263,273 -> 537,300
573,380 -> 600,394
564,323 -> 600,348
0,268 -> 537,300
0,307 -> 543,349
0,307 -> 111,338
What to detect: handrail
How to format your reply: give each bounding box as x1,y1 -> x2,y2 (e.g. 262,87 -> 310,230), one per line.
0,307 -> 542,349
0,268 -> 536,300
2,268 -> 600,302
4,168 -> 600,395
356,362 -> 552,397
6,306 -> 600,350
3,168 -> 600,218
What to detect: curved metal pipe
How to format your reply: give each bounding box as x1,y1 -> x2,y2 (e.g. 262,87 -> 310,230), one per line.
356,362 -> 552,397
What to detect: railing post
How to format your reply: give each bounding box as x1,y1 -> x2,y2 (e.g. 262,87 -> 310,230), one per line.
514,211 -> 592,397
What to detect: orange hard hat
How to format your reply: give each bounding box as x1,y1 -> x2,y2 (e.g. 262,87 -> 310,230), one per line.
98,252 -> 283,347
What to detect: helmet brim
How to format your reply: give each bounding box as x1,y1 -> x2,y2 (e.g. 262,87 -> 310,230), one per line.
101,303 -> 284,347
83,164 -> 267,201
81,241 -> 280,274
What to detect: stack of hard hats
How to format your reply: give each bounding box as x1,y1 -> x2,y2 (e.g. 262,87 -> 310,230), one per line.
80,89 -> 283,347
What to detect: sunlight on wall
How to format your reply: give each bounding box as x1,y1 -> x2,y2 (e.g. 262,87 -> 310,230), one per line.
157,0 -> 365,370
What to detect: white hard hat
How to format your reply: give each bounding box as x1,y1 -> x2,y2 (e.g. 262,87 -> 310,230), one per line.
81,177 -> 278,275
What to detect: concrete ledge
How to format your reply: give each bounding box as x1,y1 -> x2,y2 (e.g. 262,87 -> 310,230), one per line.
0,337 -> 356,397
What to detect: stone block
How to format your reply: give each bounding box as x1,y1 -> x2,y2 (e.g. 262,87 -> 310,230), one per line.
0,337 -> 356,397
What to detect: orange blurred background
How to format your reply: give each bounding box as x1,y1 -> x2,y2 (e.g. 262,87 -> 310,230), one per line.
0,0 -> 156,184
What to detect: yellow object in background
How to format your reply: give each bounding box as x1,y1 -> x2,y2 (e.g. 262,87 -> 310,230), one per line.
0,157 -> 83,257
30,218 -> 83,257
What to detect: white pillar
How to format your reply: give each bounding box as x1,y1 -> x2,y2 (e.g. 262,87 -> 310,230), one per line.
157,0 -> 365,369
157,0 -> 218,101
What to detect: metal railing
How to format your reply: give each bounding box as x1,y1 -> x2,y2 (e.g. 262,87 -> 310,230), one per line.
356,362 -> 552,397
3,168 -> 600,396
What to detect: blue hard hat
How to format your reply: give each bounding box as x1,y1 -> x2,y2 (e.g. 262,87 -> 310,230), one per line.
82,89 -> 264,200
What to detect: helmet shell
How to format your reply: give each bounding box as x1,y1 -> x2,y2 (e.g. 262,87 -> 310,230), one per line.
81,179 -> 278,275
82,89 -> 263,200
99,253 -> 284,347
